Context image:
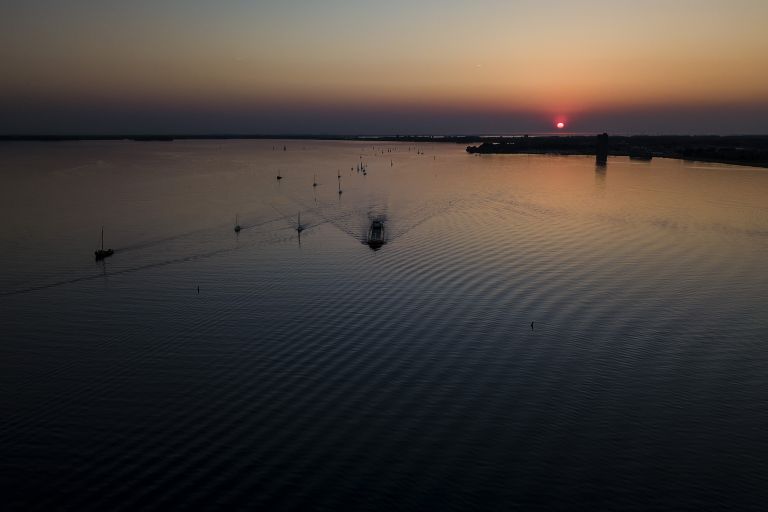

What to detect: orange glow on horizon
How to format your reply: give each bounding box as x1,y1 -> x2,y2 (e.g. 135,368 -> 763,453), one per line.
2,2 -> 768,133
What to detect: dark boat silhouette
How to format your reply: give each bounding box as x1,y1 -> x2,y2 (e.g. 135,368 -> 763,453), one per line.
94,227 -> 114,260
234,214 -> 241,233
367,220 -> 385,249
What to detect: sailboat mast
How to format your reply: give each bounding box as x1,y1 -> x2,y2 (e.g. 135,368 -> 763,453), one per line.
101,227 -> 104,251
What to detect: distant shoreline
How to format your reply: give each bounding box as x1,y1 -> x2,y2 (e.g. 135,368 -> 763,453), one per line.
465,135 -> 768,168
0,134 -> 487,142
2,134 -> 767,168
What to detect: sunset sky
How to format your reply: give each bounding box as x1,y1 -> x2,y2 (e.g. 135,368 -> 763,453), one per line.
2,0 -> 768,134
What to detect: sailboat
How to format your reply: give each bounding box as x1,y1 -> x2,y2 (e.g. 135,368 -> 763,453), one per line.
276,169 -> 282,180
234,214 -> 241,233
94,227 -> 114,260
297,212 -> 304,233
313,174 -> 317,187
338,178 -> 343,195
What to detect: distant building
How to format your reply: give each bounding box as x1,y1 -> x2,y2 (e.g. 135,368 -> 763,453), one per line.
596,133 -> 609,165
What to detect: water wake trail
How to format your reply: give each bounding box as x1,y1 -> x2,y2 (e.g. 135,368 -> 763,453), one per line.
0,230 -> 295,297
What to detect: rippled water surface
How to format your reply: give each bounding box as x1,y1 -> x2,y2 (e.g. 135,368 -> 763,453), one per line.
2,140 -> 768,510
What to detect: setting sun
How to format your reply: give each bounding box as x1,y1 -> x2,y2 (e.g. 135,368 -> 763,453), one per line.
556,122 -> 565,129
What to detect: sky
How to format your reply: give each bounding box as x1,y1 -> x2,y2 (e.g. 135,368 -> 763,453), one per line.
2,0 -> 768,135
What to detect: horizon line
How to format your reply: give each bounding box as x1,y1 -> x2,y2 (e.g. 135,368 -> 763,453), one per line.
3,132 -> 768,141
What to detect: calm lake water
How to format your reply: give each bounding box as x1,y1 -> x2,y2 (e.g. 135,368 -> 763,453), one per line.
1,140 -> 767,510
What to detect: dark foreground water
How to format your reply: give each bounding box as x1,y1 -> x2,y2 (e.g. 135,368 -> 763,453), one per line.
1,140 -> 767,510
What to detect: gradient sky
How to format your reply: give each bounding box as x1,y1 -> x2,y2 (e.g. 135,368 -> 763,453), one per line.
2,0 -> 768,134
